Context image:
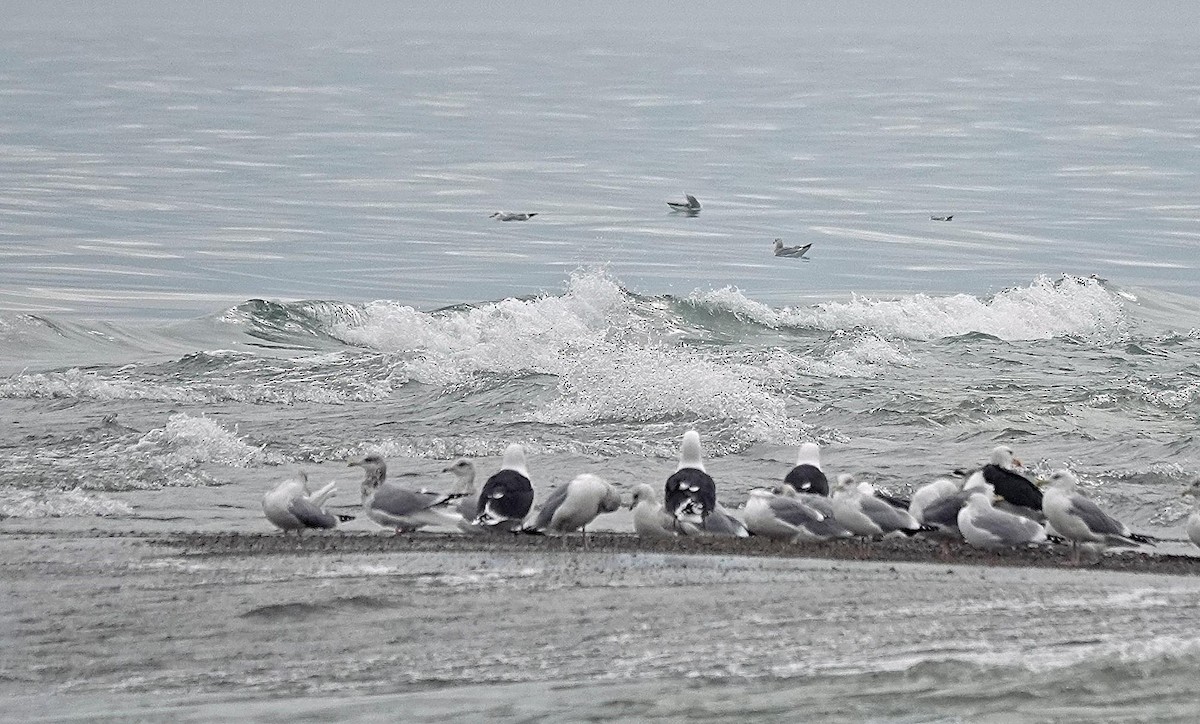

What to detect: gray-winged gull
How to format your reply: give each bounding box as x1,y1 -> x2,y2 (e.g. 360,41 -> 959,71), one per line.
981,445 -> 1043,519
1185,481 -> 1200,549
744,488 -> 850,543
630,483 -> 678,538
667,193 -> 701,213
262,472 -> 345,533
957,492 -> 1048,550
522,473 -> 621,545
783,442 -> 828,495
490,211 -> 538,221
772,238 -> 812,259
1042,469 -> 1155,563
473,443 -> 536,532
350,454 -> 464,534
930,214 -> 954,222
442,459 -> 478,524
832,474 -> 929,538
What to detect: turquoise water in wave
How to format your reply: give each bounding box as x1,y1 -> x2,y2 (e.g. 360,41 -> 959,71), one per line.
3,2 -> 1200,720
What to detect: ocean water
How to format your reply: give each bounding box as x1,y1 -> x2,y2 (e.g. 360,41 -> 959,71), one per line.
3,1 -> 1200,720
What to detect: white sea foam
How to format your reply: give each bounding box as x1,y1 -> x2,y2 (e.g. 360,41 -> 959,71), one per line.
131,413 -> 285,468
692,275 -> 1128,342
0,487 -> 133,518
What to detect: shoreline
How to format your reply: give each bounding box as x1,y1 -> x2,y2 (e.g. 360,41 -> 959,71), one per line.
6,527 -> 1195,576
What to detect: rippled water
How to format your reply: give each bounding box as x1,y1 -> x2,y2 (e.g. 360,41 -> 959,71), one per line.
3,2 -> 1200,720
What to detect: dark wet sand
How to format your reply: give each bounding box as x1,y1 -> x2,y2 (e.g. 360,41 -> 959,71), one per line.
157,529 -> 1200,576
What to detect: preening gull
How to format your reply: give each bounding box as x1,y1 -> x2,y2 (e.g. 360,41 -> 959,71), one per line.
1185,481 -> 1200,549
832,474 -> 929,538
744,488 -> 849,543
262,472 -> 346,533
783,442 -> 828,495
772,238 -> 812,259
981,445 -> 1043,519
522,473 -> 621,543
351,454 -> 464,534
663,430 -> 748,537
1042,469 -> 1154,563
957,492 -> 1048,550
474,443 -> 536,532
490,211 -> 538,221
630,483 -> 677,538
667,193 -> 701,213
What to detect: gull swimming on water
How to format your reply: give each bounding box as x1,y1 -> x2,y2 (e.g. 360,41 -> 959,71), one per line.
262,472 -> 348,533
1042,469 -> 1155,564
957,491 -> 1048,550
474,443 -> 536,532
772,238 -> 812,259
490,211 -> 538,221
630,483 -> 678,538
351,454 -> 465,534
783,442 -> 828,495
930,214 -> 953,221
521,473 -> 621,544
667,193 -> 701,213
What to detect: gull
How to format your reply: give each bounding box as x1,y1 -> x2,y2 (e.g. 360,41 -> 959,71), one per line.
957,491 -> 1048,550
442,459 -> 478,521
744,488 -> 850,543
782,442 -> 828,495
1184,481 -> 1200,549
930,214 -> 953,221
1042,469 -> 1155,564
980,445 -> 1043,519
473,443 -> 536,532
667,193 -> 701,213
350,454 -> 465,534
832,474 -> 929,538
630,483 -> 677,538
521,473 -> 621,545
491,211 -> 538,221
262,471 -> 348,533
663,430 -> 748,537
772,238 -> 812,259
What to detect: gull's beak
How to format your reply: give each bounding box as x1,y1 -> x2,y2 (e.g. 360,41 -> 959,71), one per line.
348,459 -> 361,468
1034,478 -> 1050,488
1013,457 -> 1024,467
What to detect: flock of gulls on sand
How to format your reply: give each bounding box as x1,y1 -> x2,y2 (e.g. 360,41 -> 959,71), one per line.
490,193 -> 953,260
264,430 -> 1200,565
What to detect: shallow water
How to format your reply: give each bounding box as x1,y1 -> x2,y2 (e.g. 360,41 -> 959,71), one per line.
3,1 -> 1200,720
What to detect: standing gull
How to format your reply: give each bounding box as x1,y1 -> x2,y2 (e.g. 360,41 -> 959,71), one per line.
351,454 -> 464,534
772,238 -> 812,259
474,443 -> 536,532
957,492 -> 1048,550
663,430 -> 748,537
832,474 -> 929,538
667,193 -> 701,213
522,473 -> 621,544
630,483 -> 678,539
262,472 -> 346,533
981,445 -> 1043,518
1042,469 -> 1154,564
783,442 -> 829,496
1183,481 -> 1200,549
443,459 -> 478,522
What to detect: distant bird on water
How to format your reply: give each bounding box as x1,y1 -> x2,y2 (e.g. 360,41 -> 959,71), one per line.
930,214 -> 954,221
491,211 -> 538,221
262,471 -> 350,533
667,193 -> 701,214
773,238 -> 812,259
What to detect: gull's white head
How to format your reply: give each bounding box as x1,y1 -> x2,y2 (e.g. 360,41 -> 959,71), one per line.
1046,469 -> 1080,492
773,238 -> 784,251
965,492 -> 993,509
677,430 -> 706,472
990,445 -> 1021,468
794,442 -> 822,468
500,443 -> 530,478
630,482 -> 658,510
443,459 -> 475,484
833,473 -> 857,493
349,453 -> 388,492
